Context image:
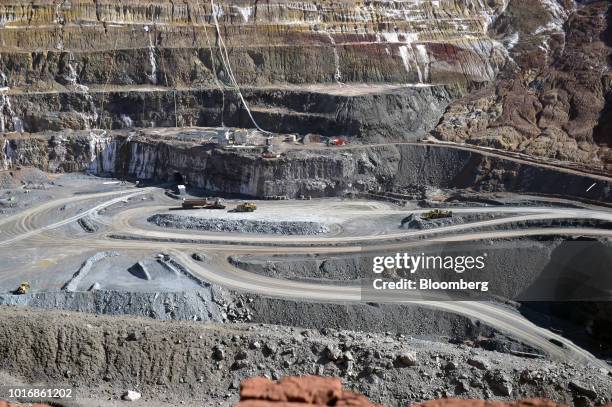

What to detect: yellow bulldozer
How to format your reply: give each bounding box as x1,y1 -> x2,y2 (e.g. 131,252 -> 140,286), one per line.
234,202 -> 257,212
15,281 -> 30,295
421,209 -> 452,220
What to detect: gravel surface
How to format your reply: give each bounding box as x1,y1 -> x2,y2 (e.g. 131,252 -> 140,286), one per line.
400,213 -> 503,230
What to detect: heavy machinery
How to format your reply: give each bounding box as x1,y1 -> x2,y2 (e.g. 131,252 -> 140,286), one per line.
234,202 -> 257,212
182,199 -> 208,209
15,281 -> 30,295
206,199 -> 226,209
262,151 -> 281,159
327,137 -> 348,146
182,198 -> 226,209
421,209 -> 452,220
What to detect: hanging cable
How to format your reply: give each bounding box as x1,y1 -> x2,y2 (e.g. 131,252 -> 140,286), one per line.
199,1 -> 228,127
209,0 -> 271,134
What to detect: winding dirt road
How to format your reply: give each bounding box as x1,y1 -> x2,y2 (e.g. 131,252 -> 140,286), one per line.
1,186 -> 611,371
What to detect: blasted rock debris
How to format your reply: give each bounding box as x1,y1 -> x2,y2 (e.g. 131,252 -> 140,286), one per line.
148,214 -> 330,235
0,307 -> 611,406
412,400 -> 573,407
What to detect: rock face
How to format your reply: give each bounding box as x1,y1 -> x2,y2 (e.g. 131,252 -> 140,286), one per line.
434,0 -> 612,172
0,0 -> 508,141
0,0 -> 506,88
2,85 -> 458,141
2,131 -> 610,202
0,0 -> 609,170
1,0 -> 608,168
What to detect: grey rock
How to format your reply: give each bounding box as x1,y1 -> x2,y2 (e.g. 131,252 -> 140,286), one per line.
126,331 -> 140,341
235,350 -> 248,360
485,370 -> 513,396
148,214 -> 329,236
467,357 -> 490,370
569,381 -> 598,399
396,351 -> 418,367
122,390 -> 141,402
212,345 -> 225,361
445,361 -> 458,371
325,345 -> 343,361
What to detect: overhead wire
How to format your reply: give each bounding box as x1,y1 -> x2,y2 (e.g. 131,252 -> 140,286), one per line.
209,0 -> 271,134
197,0 -> 228,127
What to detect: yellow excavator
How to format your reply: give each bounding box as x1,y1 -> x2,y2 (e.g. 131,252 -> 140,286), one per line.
421,209 -> 452,220
234,202 -> 257,212
15,281 -> 30,295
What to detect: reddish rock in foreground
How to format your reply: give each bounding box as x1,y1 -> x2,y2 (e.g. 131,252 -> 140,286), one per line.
235,376 -> 612,407
236,376 -> 384,406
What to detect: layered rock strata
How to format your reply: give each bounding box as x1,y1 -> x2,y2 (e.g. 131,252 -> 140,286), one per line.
2,131 -> 609,202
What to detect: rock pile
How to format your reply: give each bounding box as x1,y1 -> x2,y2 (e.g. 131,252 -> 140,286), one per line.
148,214 -> 330,236
1,307 -> 611,405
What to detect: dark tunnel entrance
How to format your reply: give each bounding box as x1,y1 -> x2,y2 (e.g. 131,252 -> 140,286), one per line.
173,171 -> 186,185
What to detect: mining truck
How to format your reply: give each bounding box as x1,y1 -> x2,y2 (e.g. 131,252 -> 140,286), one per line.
421,209 -> 452,220
205,199 -> 226,209
234,202 -> 257,212
182,199 -> 226,209
182,199 -> 210,209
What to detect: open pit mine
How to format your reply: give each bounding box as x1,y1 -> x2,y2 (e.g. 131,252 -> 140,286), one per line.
0,0 -> 611,406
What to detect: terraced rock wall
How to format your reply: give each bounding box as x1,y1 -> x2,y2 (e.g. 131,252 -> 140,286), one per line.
0,0 -> 508,138
0,0 -> 507,86
1,1 -> 609,171
2,132 -> 610,202
2,85 -> 457,141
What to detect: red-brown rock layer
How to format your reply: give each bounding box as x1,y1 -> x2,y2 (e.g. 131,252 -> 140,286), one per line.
234,376 -> 612,407
236,376 -> 384,407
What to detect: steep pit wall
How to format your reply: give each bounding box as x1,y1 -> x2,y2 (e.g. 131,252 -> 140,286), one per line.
4,85 -> 457,141
0,0 -> 507,89
391,145 -> 612,203
2,133 -> 610,202
0,0 -> 508,140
